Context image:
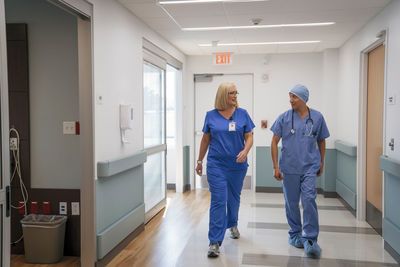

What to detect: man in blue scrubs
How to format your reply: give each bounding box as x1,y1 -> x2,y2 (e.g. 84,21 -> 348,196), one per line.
270,84 -> 330,259
196,82 -> 255,257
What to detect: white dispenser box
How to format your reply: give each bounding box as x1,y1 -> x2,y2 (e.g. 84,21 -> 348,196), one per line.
120,104 -> 134,143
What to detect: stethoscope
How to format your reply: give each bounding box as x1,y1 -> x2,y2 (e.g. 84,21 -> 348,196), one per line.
291,107 -> 314,136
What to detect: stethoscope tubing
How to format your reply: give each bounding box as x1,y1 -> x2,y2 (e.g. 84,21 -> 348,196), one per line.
291,107 -> 314,135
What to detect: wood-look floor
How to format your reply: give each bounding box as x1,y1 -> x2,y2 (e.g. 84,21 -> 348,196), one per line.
108,189 -> 211,267
11,255 -> 80,267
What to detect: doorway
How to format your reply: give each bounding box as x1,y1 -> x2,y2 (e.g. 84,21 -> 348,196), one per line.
1,0 -> 95,266
194,73 -> 254,189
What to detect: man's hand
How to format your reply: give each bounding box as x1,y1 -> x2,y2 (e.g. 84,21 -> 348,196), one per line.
273,168 -> 283,181
317,162 -> 324,177
236,150 -> 248,162
196,163 -> 203,176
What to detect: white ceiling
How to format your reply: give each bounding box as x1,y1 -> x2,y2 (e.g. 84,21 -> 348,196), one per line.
118,0 -> 391,55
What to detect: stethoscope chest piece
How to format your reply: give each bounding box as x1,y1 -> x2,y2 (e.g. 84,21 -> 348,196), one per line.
291,107 -> 313,136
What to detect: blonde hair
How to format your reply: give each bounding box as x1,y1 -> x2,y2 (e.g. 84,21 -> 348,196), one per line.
214,82 -> 239,110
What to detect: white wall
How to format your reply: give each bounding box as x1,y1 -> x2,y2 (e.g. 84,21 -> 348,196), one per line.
6,0 -> 81,189
185,53 -> 338,187
322,49 -> 339,148
337,0 -> 400,160
91,0 -> 186,172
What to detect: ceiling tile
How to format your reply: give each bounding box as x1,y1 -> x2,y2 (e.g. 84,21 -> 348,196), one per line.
120,2 -> 169,18
176,16 -> 229,28
162,2 -> 226,17
118,0 -> 391,55
276,42 -> 319,54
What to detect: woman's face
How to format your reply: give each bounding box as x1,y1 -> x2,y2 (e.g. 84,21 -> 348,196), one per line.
227,86 -> 238,107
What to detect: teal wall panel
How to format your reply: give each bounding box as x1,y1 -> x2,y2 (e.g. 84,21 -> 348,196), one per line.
97,204 -> 145,259
336,151 -> 357,192
255,147 -> 337,193
336,179 -> 356,209
334,140 -> 357,157
383,219 -> 400,259
96,166 -> 144,233
381,156 -> 400,257
385,172 -> 400,227
256,147 -> 282,188
96,151 -> 147,259
322,149 -> 337,192
335,140 -> 357,209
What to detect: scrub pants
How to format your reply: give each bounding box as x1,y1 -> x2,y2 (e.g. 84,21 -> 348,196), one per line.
282,173 -> 319,242
207,166 -> 247,245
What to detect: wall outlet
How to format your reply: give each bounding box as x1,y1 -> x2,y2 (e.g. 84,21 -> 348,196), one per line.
59,202 -> 67,215
10,138 -> 18,151
71,202 -> 80,215
63,121 -> 76,135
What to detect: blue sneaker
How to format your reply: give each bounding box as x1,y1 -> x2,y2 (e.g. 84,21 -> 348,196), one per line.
288,235 -> 304,248
304,240 -> 321,259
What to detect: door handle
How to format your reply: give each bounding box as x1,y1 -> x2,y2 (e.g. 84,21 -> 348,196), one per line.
6,185 -> 10,217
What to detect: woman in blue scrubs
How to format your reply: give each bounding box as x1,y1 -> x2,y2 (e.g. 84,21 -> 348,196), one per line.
270,84 -> 330,259
196,82 -> 255,257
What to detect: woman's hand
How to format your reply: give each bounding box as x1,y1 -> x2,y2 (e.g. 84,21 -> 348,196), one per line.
196,163 -> 203,176
236,150 -> 248,162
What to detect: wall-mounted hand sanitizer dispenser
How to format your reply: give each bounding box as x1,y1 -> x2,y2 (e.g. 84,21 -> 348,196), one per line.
120,104 -> 134,143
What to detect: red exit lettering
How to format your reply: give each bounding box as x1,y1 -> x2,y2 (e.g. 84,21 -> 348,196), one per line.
215,53 -> 232,65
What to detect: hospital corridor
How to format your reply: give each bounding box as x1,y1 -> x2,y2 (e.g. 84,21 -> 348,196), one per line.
0,0 -> 400,266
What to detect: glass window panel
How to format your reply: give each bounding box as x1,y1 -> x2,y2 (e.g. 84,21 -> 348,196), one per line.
144,152 -> 165,212
143,61 -> 165,148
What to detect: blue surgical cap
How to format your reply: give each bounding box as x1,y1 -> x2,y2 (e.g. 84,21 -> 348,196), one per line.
289,84 -> 309,103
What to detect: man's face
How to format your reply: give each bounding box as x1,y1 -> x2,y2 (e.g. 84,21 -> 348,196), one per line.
289,93 -> 304,109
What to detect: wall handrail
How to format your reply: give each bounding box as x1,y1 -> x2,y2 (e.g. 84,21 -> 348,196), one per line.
335,140 -> 357,157
97,151 -> 147,178
145,144 -> 167,156
380,156 -> 400,178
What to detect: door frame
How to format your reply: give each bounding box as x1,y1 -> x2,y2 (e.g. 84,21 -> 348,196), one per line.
193,73 -> 255,190
0,1 -> 11,265
357,29 -> 388,221
0,1 -> 96,266
143,50 -> 168,223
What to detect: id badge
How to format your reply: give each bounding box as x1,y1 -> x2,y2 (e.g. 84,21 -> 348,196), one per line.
229,121 -> 236,131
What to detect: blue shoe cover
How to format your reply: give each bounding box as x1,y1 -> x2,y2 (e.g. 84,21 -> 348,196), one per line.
288,235 -> 303,248
304,240 -> 321,259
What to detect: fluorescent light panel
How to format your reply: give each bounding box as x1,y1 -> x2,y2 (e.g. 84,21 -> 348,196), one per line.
198,40 -> 321,46
159,0 -> 267,4
183,22 -> 335,31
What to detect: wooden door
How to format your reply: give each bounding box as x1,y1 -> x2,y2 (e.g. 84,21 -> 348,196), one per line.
366,44 -> 385,235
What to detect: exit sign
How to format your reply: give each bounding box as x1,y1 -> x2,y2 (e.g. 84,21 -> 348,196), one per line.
214,53 -> 232,65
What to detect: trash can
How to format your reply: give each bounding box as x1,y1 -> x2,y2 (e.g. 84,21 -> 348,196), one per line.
21,214 -> 67,263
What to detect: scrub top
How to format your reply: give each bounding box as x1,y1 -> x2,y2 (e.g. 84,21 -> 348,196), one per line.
270,109 -> 330,175
202,108 -> 255,170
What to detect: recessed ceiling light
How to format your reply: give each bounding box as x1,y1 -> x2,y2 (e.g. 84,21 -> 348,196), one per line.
183,22 -> 335,31
198,40 -> 321,46
159,0 -> 267,4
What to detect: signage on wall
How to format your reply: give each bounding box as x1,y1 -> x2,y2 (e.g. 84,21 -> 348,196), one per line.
214,53 -> 232,65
